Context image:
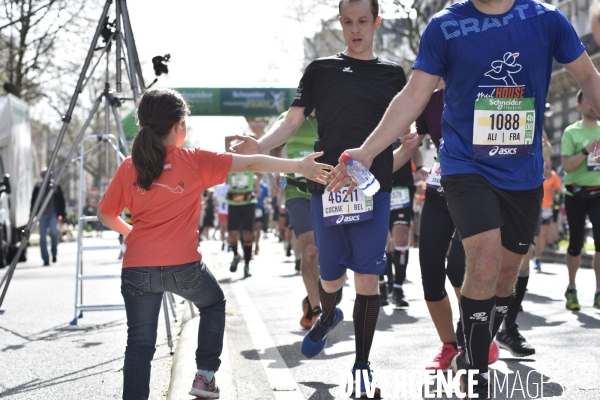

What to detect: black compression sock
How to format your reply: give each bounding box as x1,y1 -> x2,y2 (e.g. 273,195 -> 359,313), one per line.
504,273 -> 529,331
460,295 -> 495,375
242,242 -> 252,264
393,249 -> 409,285
231,244 -> 238,256
353,294 -> 380,366
319,279 -> 343,326
492,295 -> 512,339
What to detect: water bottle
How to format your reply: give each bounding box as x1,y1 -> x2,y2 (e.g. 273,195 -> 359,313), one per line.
341,152 -> 380,196
278,175 -> 287,189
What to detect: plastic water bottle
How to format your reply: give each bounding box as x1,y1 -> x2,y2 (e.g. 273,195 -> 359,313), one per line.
341,152 -> 380,196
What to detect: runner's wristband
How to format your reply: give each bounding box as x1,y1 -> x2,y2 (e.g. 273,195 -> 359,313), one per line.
582,148 -> 590,156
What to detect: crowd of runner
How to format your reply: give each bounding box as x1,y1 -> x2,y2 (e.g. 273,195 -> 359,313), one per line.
97,0 -> 600,398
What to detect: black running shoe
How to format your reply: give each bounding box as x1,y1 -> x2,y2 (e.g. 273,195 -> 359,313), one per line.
451,352 -> 490,400
379,282 -> 389,306
230,254 -> 241,272
392,287 -> 408,307
243,263 -> 251,278
496,325 -> 535,357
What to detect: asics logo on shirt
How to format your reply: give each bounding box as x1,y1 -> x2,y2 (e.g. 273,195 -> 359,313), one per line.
343,67 -> 353,73
489,146 -> 517,156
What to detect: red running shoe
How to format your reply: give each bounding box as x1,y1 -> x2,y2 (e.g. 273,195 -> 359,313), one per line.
425,343 -> 459,371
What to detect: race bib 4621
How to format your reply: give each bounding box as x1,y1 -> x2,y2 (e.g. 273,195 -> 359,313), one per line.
322,187 -> 373,227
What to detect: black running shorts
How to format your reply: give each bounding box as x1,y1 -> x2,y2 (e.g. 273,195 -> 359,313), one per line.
227,203 -> 256,232
440,174 -> 542,255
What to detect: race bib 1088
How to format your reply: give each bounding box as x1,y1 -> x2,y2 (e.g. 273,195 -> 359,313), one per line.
473,97 -> 535,158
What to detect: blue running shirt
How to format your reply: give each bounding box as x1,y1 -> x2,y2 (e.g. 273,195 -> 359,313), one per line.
413,0 -> 584,190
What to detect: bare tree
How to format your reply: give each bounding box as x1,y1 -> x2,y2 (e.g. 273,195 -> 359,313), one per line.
0,0 -> 101,103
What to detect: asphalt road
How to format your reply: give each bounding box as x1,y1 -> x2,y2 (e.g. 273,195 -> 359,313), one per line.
0,232 -> 174,400
1,230 -> 599,400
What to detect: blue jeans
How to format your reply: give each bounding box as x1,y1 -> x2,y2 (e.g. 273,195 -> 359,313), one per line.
121,261 -> 225,400
38,213 -> 58,262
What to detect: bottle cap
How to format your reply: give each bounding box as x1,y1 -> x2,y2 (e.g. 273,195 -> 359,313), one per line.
341,152 -> 351,164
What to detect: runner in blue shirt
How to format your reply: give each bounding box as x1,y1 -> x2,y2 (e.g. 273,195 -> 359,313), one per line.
330,0 -> 600,397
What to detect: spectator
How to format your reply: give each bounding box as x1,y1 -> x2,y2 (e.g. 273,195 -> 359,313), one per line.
31,168 -> 66,266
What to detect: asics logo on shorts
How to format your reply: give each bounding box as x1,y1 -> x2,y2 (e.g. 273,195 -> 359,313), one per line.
336,215 -> 360,224
470,312 -> 489,321
489,146 -> 517,156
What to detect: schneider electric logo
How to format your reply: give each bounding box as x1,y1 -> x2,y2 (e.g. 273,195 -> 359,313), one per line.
336,215 -> 360,224
489,146 -> 517,156
488,98 -> 523,110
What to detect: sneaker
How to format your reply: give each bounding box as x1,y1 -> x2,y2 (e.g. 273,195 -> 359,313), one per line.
533,258 -> 541,271
349,362 -> 381,398
595,292 -> 600,309
379,283 -> 389,306
301,307 -> 343,359
488,340 -> 499,364
221,242 -> 225,251
300,297 -> 321,329
295,258 -> 301,272
43,261 -> 50,267
286,244 -> 292,257
243,264 -> 251,278
496,326 -> 535,357
425,343 -> 459,371
230,254 -> 241,273
189,374 -> 219,398
52,255 -> 57,263
451,352 -> 490,400
392,287 -> 409,307
565,289 -> 581,310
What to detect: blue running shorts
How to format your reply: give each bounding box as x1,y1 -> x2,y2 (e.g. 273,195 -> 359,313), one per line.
311,191 -> 390,281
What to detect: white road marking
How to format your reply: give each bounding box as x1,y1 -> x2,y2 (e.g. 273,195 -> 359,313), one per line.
231,280 -> 305,400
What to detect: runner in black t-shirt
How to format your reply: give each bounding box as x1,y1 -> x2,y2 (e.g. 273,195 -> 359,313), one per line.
231,0 -> 405,395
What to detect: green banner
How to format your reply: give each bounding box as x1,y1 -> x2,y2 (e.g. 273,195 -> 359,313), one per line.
122,87 -> 297,139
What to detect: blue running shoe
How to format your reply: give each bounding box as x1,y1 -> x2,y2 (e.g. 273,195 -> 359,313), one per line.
348,362 -> 381,399
533,258 -> 541,271
301,308 -> 343,359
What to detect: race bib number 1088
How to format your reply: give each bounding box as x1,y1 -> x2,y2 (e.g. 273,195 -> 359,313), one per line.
472,97 -> 535,158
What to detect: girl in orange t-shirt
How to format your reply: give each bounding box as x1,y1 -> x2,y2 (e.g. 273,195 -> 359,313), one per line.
97,88 -> 330,400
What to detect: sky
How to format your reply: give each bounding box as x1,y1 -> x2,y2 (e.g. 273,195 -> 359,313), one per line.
126,0 -> 332,151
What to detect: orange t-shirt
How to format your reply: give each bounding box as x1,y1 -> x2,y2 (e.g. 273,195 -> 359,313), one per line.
542,171 -> 562,210
99,146 -> 232,268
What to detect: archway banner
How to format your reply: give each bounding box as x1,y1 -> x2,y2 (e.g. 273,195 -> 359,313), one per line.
122,87 -> 297,139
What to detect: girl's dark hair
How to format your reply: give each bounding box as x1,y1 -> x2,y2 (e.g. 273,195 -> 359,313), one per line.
131,88 -> 190,190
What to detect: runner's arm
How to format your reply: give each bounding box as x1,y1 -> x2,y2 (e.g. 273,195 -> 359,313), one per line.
348,70 -> 441,168
230,106 -> 306,155
392,134 -> 425,172
564,52 -> 600,118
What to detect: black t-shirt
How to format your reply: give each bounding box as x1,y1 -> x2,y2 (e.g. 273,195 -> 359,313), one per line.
291,53 -> 407,192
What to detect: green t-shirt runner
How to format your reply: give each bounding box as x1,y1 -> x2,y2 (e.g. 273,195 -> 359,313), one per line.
561,120 -> 600,191
227,172 -> 256,205
283,112 -> 318,201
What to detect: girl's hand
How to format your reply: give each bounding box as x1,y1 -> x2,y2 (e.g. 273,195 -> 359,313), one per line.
298,152 -> 332,184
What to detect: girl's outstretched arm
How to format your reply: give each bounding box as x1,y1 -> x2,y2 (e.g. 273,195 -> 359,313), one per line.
230,152 -> 332,185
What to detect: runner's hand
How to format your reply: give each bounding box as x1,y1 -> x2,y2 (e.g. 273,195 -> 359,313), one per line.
230,135 -> 260,154
414,167 -> 429,182
328,148 -> 371,193
299,152 -> 332,185
401,131 -> 420,150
